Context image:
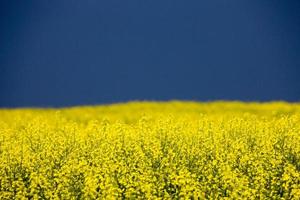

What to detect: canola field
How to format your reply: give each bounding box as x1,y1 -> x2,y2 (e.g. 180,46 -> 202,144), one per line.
0,101 -> 300,199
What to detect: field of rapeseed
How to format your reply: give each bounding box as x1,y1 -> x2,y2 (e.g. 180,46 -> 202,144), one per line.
0,101 -> 300,199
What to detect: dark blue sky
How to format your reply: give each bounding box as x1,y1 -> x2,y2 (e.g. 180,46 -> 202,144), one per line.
1,0 -> 300,107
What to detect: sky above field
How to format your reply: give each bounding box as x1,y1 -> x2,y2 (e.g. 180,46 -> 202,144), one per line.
0,0 -> 300,107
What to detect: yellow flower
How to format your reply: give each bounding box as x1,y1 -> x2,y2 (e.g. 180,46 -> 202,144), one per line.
0,101 -> 299,199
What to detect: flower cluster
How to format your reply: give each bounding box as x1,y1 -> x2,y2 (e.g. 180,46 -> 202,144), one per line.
0,101 -> 299,199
